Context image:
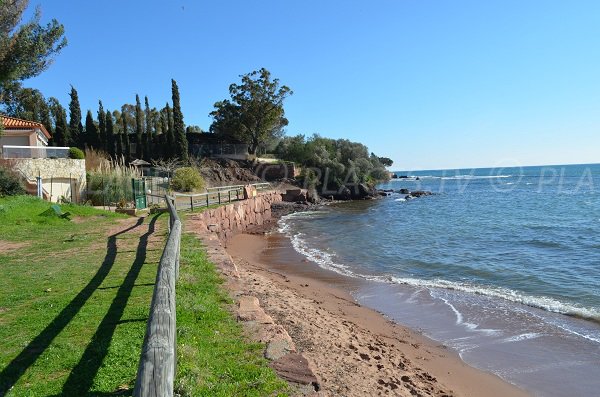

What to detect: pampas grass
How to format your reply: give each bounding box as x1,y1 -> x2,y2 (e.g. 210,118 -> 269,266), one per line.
87,156 -> 141,205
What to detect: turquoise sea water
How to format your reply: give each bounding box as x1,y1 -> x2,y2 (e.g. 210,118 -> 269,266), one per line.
278,163 -> 600,397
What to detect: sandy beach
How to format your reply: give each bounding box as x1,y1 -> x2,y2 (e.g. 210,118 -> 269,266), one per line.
225,231 -> 530,397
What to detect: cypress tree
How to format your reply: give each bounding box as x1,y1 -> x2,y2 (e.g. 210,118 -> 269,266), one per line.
49,98 -> 70,147
105,110 -> 115,157
165,103 -> 174,159
40,101 -> 53,141
98,101 -> 106,152
54,110 -> 69,147
144,96 -> 153,160
171,79 -> 188,162
158,109 -> 168,159
85,110 -> 99,149
122,114 -> 131,160
68,86 -> 83,148
115,132 -> 123,158
135,94 -> 144,159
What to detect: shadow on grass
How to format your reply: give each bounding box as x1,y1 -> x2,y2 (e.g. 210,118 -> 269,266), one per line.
0,215 -> 156,395
59,214 -> 161,396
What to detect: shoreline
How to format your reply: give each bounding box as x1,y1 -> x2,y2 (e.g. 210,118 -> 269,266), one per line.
226,231 -> 530,397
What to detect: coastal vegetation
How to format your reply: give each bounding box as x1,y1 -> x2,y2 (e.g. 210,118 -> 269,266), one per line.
275,134 -> 392,194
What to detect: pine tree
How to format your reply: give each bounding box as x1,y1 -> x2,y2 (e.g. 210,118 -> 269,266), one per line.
144,96 -> 153,160
68,86 -> 83,148
105,109 -> 115,157
171,79 -> 188,162
135,94 -> 144,159
98,101 -> 106,152
85,110 -> 99,149
165,103 -> 174,159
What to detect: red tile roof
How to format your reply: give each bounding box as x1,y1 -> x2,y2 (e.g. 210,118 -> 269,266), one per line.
0,115 -> 51,139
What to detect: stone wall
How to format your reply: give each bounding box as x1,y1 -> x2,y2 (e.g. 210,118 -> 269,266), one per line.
187,191 -> 282,242
0,158 -> 86,202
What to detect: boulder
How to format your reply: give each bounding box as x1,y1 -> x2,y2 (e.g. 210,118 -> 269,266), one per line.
237,296 -> 274,324
282,188 -> 308,203
398,188 -> 410,194
270,353 -> 320,391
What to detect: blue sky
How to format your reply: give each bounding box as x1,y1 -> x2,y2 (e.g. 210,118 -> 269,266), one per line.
22,0 -> 600,170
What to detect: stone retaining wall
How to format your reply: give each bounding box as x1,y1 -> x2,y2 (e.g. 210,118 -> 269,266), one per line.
0,158 -> 86,203
187,191 -> 282,241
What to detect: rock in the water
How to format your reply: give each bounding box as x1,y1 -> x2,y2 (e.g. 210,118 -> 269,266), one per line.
411,190 -> 432,197
398,188 -> 410,194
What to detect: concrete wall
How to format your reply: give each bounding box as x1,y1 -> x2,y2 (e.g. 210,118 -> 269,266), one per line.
0,158 -> 86,203
187,192 -> 282,242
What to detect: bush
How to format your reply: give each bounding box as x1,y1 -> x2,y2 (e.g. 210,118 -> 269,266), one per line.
171,167 -> 205,192
0,167 -> 26,196
69,147 -> 85,159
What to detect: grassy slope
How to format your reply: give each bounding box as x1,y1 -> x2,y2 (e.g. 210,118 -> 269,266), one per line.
0,196 -> 166,396
176,232 -> 288,396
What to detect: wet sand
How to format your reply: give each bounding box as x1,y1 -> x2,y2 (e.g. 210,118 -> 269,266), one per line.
226,232 -> 531,397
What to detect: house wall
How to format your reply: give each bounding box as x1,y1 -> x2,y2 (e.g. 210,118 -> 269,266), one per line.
0,158 -> 86,203
0,135 -> 29,147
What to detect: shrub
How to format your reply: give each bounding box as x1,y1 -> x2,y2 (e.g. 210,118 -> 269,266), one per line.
171,167 -> 205,192
0,167 -> 26,196
69,147 -> 85,159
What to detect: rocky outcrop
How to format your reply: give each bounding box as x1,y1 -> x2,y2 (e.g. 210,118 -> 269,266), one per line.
328,183 -> 379,201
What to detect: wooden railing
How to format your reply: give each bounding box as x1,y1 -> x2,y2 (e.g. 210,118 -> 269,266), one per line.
171,182 -> 272,211
134,195 -> 181,397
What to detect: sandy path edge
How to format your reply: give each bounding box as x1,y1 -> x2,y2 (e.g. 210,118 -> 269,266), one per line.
226,233 -> 531,397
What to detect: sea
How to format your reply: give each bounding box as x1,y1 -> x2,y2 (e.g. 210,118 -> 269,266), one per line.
277,163 -> 600,397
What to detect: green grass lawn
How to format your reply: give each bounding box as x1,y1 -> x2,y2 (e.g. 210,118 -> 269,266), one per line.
0,195 -> 166,396
0,196 -> 287,397
176,232 -> 288,397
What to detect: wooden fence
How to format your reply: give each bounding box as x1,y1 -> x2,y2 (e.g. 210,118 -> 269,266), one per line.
170,182 -> 271,211
133,195 -> 181,397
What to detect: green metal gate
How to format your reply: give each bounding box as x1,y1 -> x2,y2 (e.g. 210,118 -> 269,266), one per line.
132,178 -> 147,209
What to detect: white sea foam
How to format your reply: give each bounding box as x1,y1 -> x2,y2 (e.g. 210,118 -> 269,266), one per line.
439,296 -> 464,324
394,198 -> 406,202
501,332 -> 544,343
388,276 -> 600,322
